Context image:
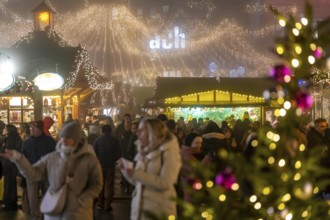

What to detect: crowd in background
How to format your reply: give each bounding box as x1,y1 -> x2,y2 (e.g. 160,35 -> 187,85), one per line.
0,110 -> 329,219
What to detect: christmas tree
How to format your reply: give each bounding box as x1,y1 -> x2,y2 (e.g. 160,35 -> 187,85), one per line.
150,2 -> 330,220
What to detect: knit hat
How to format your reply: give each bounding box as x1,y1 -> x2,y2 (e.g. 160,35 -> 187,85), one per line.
60,122 -> 83,145
30,120 -> 44,133
184,132 -> 201,147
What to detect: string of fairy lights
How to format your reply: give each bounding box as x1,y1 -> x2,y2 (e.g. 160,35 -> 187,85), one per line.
245,3 -> 298,15
0,0 -> 283,87
1,0 -> 328,90
54,2 -> 281,84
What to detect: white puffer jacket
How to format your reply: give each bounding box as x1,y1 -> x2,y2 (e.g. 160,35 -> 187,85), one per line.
122,134 -> 182,220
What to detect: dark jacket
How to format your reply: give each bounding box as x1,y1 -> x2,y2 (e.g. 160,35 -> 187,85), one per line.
1,133 -> 22,175
93,134 -> 121,169
307,127 -> 325,149
22,134 -> 56,164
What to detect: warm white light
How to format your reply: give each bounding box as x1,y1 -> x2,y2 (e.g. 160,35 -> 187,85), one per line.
0,60 -> 15,75
278,159 -> 286,167
285,213 -> 293,220
301,17 -> 308,26
279,19 -> 286,27
254,202 -> 262,210
0,73 -> 15,91
279,109 -> 286,116
308,56 -> 315,64
273,134 -> 280,142
291,59 -> 299,67
34,72 -> 64,91
250,195 -> 257,203
284,101 -> 291,109
292,28 -> 300,36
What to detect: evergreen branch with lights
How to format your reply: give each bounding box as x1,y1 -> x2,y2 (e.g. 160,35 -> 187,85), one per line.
149,1 -> 330,220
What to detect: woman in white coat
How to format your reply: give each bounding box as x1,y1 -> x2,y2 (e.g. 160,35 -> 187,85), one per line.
120,117 -> 182,220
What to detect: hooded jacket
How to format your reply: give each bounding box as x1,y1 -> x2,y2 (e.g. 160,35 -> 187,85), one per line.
43,116 -> 55,137
14,140 -> 103,220
122,134 -> 181,220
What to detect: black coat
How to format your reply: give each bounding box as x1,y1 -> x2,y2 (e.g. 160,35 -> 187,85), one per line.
307,127 -> 325,149
93,134 -> 121,169
0,133 -> 22,176
22,134 -> 56,164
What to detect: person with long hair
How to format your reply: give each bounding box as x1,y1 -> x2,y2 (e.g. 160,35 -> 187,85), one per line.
0,124 -> 22,210
19,123 -> 31,141
120,117 -> 182,220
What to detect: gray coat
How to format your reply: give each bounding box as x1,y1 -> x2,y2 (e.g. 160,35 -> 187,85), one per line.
15,141 -> 103,220
122,135 -> 182,220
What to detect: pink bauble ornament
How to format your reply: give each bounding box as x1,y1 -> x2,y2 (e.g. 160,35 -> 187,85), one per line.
215,168 -> 236,190
295,90 -> 313,110
269,64 -> 292,82
314,48 -> 322,59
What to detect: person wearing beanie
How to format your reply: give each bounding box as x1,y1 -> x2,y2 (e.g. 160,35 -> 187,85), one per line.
0,121 -> 103,220
20,120 -> 56,220
43,116 -> 55,137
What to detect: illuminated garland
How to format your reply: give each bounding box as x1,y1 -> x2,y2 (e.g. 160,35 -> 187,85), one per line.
311,68 -> 330,84
245,3 -> 298,15
2,1 -> 327,88
65,45 -> 113,90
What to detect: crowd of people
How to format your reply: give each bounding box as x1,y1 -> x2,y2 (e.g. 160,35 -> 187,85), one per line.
0,111 -> 329,219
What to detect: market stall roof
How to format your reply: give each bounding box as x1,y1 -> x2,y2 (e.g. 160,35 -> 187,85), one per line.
145,77 -> 275,107
32,0 -> 56,13
154,77 -> 220,99
0,30 -> 109,93
153,77 -> 275,99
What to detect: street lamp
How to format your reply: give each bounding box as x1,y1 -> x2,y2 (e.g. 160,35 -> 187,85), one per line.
33,63 -> 64,91
0,53 -> 15,91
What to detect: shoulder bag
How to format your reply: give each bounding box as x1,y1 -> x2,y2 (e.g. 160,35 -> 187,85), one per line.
40,156 -> 82,215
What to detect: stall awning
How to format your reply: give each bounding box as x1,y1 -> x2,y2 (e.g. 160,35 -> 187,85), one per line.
163,89 -> 265,107
145,77 -> 274,107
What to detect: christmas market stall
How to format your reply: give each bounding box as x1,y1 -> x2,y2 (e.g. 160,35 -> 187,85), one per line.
0,1 -> 110,133
144,77 -> 276,124
79,81 -> 137,121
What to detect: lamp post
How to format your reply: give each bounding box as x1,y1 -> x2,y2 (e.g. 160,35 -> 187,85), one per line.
0,52 -> 15,91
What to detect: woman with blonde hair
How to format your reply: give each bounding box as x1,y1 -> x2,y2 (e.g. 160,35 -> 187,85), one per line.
19,123 -> 31,141
120,117 -> 182,220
